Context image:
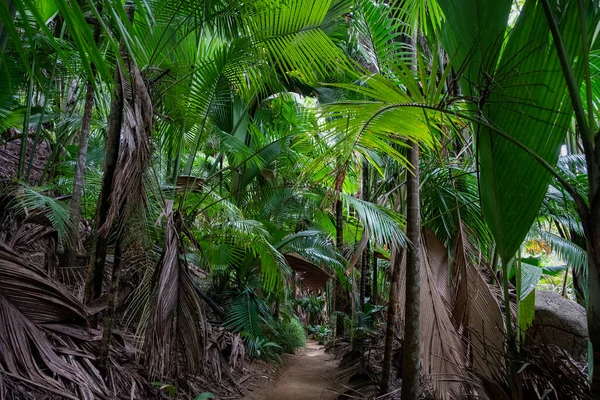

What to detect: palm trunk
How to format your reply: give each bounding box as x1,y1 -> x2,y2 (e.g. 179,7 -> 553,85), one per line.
400,142 -> 421,400
97,240 -> 122,374
360,159 -> 370,306
379,246 -> 402,394
582,159 -> 600,397
96,0 -> 135,373
83,40 -> 125,304
584,202 -> 600,396
540,2 -> 600,393
62,18 -> 101,270
360,244 -> 370,305
334,196 -> 346,337
372,250 -> 378,304
17,59 -> 34,180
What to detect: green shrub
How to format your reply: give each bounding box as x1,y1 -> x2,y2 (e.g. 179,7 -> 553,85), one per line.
308,324 -> 330,345
270,317 -> 306,354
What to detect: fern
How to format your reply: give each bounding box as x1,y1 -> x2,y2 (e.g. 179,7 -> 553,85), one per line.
224,288 -> 273,340
9,185 -> 73,241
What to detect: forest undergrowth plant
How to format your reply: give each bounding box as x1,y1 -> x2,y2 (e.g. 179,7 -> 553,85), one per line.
268,317 -> 307,354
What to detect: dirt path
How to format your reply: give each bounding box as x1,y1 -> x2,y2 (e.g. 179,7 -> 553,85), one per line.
243,340 -> 338,400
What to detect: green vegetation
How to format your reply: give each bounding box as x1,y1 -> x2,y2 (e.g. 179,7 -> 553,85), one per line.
269,318 -> 307,354
0,0 -> 599,399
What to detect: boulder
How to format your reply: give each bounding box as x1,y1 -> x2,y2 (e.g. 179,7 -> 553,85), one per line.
528,290 -> 588,360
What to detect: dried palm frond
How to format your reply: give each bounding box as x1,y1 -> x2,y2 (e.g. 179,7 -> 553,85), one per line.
450,221 -> 506,381
9,212 -> 58,277
398,229 -> 465,399
466,329 -> 591,400
140,200 -> 207,380
99,51 -> 153,237
0,242 -> 109,399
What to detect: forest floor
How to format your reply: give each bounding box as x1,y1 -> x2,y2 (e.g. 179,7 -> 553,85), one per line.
241,340 -> 339,400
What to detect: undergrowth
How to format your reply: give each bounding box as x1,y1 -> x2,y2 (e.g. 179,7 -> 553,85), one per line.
269,317 -> 307,354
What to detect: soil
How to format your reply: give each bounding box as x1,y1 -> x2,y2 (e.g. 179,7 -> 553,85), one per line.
241,340 -> 338,400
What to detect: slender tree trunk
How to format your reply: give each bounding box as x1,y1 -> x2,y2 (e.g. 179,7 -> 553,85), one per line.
97,240 -> 122,374
83,43 -> 125,304
62,18 -> 101,270
360,244 -> 370,306
334,196 -> 346,337
584,202 -> 600,396
360,158 -> 370,306
401,142 -> 421,400
17,58 -> 34,180
372,250 -> 378,304
379,246 -> 402,394
97,0 -> 135,374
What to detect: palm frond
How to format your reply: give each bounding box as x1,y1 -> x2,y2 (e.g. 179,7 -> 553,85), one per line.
248,0 -> 351,83
276,230 -> 342,271
398,230 -> 466,399
341,193 -> 406,248
100,49 -> 153,236
531,229 -> 587,275
9,185 -> 72,242
223,287 -> 272,341
440,0 -> 593,263
141,200 -> 207,379
0,242 -> 109,398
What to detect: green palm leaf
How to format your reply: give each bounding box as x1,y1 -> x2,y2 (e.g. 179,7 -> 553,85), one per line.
9,186 -> 73,242
341,193 -> 406,248
440,0 -> 592,263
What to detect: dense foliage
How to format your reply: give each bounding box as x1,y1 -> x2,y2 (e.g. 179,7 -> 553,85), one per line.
0,0 -> 599,399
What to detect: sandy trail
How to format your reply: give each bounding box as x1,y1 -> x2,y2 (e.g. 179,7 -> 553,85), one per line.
243,340 -> 338,400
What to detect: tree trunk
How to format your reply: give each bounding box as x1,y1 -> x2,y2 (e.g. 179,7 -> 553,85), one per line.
62,19 -> 101,270
96,0 -> 135,374
360,244 -> 370,306
83,42 -> 125,304
400,142 -> 421,400
334,196 -> 346,337
379,246 -> 402,394
372,250 -> 378,304
360,158 -> 370,306
97,240 -> 122,374
584,202 -> 600,396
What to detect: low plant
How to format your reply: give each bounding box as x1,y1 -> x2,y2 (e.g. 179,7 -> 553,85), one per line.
246,335 -> 282,362
351,302 -> 384,340
308,324 -> 330,345
296,295 -> 326,325
270,317 -> 306,353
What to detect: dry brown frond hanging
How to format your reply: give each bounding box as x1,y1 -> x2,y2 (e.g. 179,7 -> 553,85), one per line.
450,222 -> 505,383
397,228 -> 507,399
141,200 -> 207,380
99,54 -> 153,236
398,229 -> 466,399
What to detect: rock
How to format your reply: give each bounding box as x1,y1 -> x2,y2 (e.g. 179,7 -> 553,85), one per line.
528,290 -> 588,360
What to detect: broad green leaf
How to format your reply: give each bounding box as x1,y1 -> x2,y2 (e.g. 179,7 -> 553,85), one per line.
519,290 -> 536,333
438,0 -> 512,98
520,262 -> 543,299
441,0 -> 593,262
